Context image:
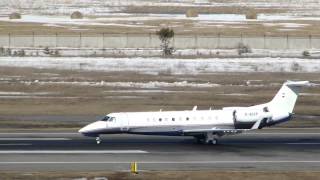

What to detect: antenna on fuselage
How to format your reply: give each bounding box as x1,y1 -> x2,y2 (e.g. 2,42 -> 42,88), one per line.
192,106 -> 197,111
160,109 -> 162,112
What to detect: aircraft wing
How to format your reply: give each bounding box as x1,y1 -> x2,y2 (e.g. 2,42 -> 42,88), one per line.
182,128 -> 247,135
182,119 -> 262,135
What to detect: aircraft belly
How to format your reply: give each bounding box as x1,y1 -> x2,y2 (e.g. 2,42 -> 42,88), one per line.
100,127 -> 122,134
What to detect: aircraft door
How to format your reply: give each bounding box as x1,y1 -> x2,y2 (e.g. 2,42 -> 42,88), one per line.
233,110 -> 237,127
120,113 -> 129,132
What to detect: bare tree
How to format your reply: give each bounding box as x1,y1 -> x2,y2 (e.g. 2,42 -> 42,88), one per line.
157,27 -> 175,56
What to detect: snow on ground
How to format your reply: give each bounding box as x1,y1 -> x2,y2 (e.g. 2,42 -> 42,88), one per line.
3,0 -> 320,19
0,91 -> 59,99
1,13 -> 319,27
104,95 -> 147,99
9,80 -> 282,89
0,15 -> 107,26
0,14 -> 247,24
262,23 -> 309,28
300,93 -> 320,96
218,93 -> 249,96
27,81 -> 221,88
258,14 -> 320,21
104,90 -> 208,93
0,95 -> 82,99
0,57 -> 318,74
0,91 -> 54,95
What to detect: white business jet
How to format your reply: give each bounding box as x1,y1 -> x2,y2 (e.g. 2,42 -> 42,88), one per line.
79,81 -> 309,145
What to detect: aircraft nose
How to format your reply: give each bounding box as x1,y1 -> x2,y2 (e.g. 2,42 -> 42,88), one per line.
78,121 -> 106,135
78,125 -> 89,133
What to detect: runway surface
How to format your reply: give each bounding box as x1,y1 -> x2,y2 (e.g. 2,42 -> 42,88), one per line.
0,128 -> 320,171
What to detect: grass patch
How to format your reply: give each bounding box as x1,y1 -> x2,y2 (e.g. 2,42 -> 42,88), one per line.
0,67 -> 319,129
1,171 -> 320,180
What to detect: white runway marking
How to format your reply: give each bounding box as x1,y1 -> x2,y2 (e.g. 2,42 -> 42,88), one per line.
0,150 -> 148,154
0,138 -> 70,140
247,133 -> 320,135
0,143 -> 31,146
0,160 -> 319,164
0,133 -> 77,135
1,130 -> 320,136
269,128 -> 320,130
286,143 -> 320,145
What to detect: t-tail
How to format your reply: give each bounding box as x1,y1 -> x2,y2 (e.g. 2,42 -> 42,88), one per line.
268,81 -> 310,113
257,80 -> 310,126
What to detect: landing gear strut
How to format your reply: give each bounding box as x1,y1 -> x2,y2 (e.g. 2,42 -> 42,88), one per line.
205,132 -> 219,145
96,136 -> 101,144
195,136 -> 205,144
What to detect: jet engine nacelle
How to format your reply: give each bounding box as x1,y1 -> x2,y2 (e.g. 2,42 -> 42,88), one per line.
235,110 -> 272,122
233,109 -> 273,129
264,111 -> 291,126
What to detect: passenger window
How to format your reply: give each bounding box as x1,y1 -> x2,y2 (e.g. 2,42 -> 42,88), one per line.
186,117 -> 189,121
172,118 -> 175,121
159,118 -> 162,122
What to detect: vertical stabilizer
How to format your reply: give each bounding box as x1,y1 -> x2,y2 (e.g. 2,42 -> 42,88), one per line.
268,81 -> 309,113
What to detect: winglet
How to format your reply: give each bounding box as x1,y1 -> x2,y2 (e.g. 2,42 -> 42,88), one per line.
192,106 -> 197,111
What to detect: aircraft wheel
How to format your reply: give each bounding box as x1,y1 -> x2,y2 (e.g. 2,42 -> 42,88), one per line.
205,138 -> 218,145
96,137 -> 101,144
211,139 -> 218,145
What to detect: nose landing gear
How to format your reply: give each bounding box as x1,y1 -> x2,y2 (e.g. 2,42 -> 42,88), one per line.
96,136 -> 101,144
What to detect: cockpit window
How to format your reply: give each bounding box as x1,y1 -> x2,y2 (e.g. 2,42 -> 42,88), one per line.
102,116 -> 110,121
101,116 -> 115,121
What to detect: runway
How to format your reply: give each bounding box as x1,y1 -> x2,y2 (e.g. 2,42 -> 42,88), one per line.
0,128 -> 320,171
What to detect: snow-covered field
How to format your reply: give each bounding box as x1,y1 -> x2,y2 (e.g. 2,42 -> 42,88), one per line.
2,0 -> 320,18
0,57 -> 318,74
1,0 -> 320,41
1,14 -> 318,26
2,0 -> 320,12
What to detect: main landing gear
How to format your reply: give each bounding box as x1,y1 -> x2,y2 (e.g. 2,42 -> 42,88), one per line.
96,136 -> 101,144
195,133 -> 219,145
205,132 -> 218,145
